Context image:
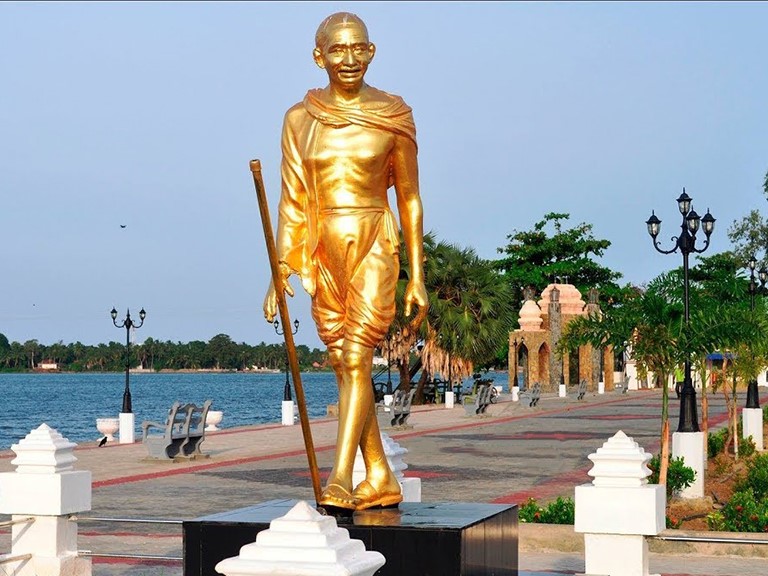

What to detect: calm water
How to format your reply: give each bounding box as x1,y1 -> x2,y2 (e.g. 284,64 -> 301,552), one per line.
0,370 -> 506,451
0,371 -> 342,450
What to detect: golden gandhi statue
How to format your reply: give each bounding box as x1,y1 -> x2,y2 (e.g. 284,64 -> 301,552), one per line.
263,12 -> 427,511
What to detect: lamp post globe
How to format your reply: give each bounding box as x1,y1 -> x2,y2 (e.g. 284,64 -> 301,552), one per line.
646,188 -> 715,433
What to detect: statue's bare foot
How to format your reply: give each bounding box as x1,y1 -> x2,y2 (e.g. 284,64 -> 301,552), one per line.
352,477 -> 403,510
319,483 -> 358,511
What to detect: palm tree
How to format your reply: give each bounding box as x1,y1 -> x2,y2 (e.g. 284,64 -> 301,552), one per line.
384,232 -> 516,402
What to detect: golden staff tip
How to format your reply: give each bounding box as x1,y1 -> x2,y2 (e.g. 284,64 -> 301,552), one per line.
250,159 -> 262,173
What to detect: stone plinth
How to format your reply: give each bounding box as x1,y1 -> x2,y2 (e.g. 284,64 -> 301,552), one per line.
672,431 -> 705,498
575,431 -> 664,576
0,425 -> 92,576
743,408 -> 764,451
215,501 -> 385,576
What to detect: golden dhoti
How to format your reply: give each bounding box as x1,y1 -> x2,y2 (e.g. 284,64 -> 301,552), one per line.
312,207 -> 399,347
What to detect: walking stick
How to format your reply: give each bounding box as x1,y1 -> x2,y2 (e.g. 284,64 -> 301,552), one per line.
250,159 -> 322,505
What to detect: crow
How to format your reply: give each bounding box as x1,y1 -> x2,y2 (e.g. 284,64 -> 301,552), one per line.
98,436 -> 108,447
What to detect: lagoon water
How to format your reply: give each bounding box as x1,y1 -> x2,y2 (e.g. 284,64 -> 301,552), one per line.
0,370 -> 506,451
0,371 -> 343,451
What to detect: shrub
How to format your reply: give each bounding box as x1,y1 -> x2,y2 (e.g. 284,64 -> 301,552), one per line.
518,498 -> 541,523
647,454 -> 696,497
739,453 -> 768,500
708,428 -> 728,458
713,489 -> 768,532
740,435 -> 757,458
517,496 -> 575,524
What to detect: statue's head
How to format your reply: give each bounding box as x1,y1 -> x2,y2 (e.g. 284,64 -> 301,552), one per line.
313,12 -> 375,93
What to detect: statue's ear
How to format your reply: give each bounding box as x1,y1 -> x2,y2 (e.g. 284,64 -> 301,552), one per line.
313,47 -> 325,69
368,43 -> 376,62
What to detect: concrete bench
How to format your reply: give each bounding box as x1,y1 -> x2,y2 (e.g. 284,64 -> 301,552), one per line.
519,382 -> 541,408
377,388 -> 416,428
462,383 -> 494,416
570,379 -> 588,401
614,377 -> 629,394
141,399 -> 212,460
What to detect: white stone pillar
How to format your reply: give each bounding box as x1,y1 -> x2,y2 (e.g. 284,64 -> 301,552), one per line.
558,384 -> 566,398
215,500 -> 385,576
0,424 -> 92,576
512,385 -> 519,402
671,432 -> 705,498
598,381 -> 605,394
444,390 -> 455,409
118,412 -> 135,444
353,432 -> 421,502
281,400 -> 295,426
742,408 -> 764,451
575,430 -> 665,576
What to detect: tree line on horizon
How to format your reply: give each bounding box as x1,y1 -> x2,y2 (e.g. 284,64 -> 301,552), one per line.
0,332 -> 328,373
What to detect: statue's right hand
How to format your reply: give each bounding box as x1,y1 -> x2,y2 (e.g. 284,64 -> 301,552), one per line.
262,264 -> 295,323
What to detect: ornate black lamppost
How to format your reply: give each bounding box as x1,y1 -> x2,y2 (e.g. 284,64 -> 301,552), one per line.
274,318 -> 300,401
110,307 -> 146,413
646,189 -> 715,432
745,256 -> 767,409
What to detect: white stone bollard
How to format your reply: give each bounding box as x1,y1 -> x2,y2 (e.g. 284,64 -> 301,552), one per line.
281,400 -> 295,426
0,424 -> 92,576
598,381 -> 605,394
512,385 -> 519,402
742,408 -> 764,451
215,500 -> 385,576
353,432 -> 421,502
671,431 -> 705,498
559,384 -> 566,398
118,412 -> 135,444
444,390 -> 455,409
205,410 -> 224,431
575,430 -> 665,576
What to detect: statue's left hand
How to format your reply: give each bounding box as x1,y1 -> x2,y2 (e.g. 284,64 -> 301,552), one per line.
404,280 -> 428,330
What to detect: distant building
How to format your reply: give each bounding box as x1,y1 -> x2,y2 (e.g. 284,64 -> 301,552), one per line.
509,283 -> 617,393
37,360 -> 59,371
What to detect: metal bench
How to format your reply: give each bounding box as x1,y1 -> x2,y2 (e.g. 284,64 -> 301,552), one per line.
570,379 -> 588,401
141,400 -> 212,460
519,382 -> 541,408
462,383 -> 494,416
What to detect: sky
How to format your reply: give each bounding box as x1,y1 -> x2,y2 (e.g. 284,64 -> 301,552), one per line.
1,1 -> 767,350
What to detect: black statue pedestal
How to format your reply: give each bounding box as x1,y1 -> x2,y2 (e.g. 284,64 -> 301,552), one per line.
183,499 -> 518,576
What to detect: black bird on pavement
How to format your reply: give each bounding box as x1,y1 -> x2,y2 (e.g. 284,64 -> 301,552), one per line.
98,436 -> 108,447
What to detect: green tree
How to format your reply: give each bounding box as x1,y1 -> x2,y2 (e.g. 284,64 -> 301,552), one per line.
385,232 -> 516,401
493,212 -> 627,311
727,167 -> 768,264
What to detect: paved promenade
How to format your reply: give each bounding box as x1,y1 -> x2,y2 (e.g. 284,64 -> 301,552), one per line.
1,387 -> 768,576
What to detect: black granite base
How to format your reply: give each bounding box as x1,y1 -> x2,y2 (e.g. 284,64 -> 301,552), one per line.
183,499 -> 518,576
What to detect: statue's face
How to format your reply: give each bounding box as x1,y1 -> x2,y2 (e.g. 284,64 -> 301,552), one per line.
313,22 -> 375,92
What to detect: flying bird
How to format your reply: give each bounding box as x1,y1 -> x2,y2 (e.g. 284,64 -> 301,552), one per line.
120,225 -> 127,229
98,436 -> 108,447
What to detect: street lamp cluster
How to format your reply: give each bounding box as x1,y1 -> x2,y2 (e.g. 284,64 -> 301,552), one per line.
274,318 -> 300,402
646,188 -> 715,433
110,307 -> 146,414
745,257 -> 767,409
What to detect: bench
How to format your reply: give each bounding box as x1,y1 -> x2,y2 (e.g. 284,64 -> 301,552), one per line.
519,382 -> 541,408
462,383 -> 494,416
614,377 -> 629,394
377,388 -> 416,428
141,400 -> 212,460
570,379 -> 588,401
